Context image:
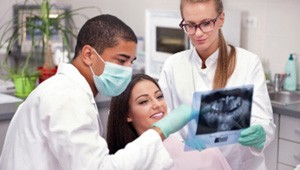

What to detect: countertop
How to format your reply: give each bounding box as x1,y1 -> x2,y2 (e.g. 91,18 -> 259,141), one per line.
1,93 -> 300,121
272,102 -> 300,118
0,93 -> 111,121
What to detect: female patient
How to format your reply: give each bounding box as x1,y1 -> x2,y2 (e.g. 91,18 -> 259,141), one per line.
107,73 -> 231,170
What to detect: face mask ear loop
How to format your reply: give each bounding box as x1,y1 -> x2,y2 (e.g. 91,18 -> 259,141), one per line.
89,65 -> 96,76
93,48 -> 105,64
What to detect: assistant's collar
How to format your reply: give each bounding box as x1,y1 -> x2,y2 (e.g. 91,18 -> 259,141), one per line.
192,47 -> 219,69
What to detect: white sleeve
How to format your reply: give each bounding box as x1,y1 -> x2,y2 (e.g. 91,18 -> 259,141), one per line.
101,130 -> 173,170
158,58 -> 176,111
42,93 -> 173,170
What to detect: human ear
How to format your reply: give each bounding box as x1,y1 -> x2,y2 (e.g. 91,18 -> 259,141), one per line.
219,12 -> 225,27
127,113 -> 133,122
81,45 -> 94,66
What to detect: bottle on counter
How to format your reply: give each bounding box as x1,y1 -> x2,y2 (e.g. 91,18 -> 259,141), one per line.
263,59 -> 271,83
283,53 -> 297,91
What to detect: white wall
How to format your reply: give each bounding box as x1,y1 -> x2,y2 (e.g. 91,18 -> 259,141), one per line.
223,0 -> 300,84
99,0 -> 180,37
2,0 -> 300,84
98,0 -> 300,84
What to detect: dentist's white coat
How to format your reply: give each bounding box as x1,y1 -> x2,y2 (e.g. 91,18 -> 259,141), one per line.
159,47 -> 276,170
0,63 -> 173,170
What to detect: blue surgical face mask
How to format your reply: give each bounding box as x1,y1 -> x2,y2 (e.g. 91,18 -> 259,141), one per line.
89,49 -> 132,97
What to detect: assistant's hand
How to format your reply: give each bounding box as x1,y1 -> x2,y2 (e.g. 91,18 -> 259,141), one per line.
238,124 -> 266,150
152,104 -> 193,138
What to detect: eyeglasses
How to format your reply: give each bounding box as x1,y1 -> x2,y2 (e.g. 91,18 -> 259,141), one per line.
179,13 -> 221,34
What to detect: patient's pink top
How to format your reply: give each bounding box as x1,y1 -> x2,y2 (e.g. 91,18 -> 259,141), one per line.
163,136 -> 232,170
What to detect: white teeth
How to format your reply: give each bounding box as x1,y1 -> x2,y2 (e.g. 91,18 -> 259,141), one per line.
151,112 -> 163,118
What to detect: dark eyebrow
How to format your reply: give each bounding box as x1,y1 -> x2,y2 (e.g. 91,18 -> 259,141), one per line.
119,54 -> 130,59
155,90 -> 162,95
119,54 -> 136,61
185,17 -> 215,25
135,89 -> 161,102
135,94 -> 148,102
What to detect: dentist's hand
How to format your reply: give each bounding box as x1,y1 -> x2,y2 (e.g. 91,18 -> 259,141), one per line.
238,124 -> 266,150
152,104 -> 193,139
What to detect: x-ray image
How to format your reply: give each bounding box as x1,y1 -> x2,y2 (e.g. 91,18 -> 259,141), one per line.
196,86 -> 253,135
186,85 -> 254,149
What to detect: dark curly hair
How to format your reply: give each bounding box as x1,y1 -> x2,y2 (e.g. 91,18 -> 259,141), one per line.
74,14 -> 137,58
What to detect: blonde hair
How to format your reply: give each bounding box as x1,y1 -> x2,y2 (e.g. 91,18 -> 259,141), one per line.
180,0 -> 236,89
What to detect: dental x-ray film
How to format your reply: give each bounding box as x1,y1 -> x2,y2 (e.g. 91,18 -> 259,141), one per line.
186,85 -> 254,149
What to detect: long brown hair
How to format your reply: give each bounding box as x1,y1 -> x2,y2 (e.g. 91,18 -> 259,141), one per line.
106,74 -> 161,154
180,0 -> 236,89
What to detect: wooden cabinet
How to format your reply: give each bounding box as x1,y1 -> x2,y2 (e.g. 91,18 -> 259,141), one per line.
265,113 -> 300,170
278,163 -> 295,170
0,120 -> 11,155
278,115 -> 300,169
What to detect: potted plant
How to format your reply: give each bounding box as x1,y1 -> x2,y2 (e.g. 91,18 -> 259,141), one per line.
21,0 -> 77,83
35,0 -> 76,83
0,0 -> 98,98
0,11 -> 40,99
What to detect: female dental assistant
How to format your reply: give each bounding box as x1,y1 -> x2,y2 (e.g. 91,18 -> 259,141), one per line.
158,0 -> 276,170
0,14 -> 193,170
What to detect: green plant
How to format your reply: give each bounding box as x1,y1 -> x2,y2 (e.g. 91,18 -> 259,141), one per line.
0,0 -> 99,97
37,0 -> 78,70
0,23 -> 39,78
0,0 -> 99,78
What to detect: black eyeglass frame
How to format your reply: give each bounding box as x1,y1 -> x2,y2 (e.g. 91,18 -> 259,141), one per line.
179,13 -> 222,34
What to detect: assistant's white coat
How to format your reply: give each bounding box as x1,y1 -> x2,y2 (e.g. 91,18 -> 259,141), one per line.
159,47 -> 276,170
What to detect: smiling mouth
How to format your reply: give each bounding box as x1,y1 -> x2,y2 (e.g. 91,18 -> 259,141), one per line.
195,39 -> 206,43
150,112 -> 164,119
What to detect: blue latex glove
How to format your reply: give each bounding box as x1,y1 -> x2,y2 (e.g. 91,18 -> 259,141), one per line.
238,124 -> 266,150
153,104 -> 193,138
185,138 -> 206,151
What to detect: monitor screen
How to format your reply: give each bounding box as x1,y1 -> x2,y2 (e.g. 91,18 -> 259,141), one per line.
156,27 -> 186,54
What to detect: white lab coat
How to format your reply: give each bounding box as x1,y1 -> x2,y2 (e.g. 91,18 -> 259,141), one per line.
0,63 -> 173,170
159,47 -> 276,170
